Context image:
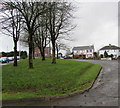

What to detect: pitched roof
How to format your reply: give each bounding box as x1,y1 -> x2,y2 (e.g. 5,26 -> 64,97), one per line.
72,45 -> 94,50
99,45 -> 120,50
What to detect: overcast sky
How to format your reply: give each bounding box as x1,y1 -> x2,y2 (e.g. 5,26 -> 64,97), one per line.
0,1 -> 118,53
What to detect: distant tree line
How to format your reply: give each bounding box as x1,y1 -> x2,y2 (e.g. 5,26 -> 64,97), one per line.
1,51 -> 27,59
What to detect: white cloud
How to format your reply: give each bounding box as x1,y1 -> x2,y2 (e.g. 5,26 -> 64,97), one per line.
67,2 -> 118,51
0,2 -> 118,53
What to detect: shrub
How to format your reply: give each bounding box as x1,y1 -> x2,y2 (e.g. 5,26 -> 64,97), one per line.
100,54 -> 103,58
104,51 -> 108,58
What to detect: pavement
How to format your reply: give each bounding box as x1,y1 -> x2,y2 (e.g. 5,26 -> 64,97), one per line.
3,60 -> 119,106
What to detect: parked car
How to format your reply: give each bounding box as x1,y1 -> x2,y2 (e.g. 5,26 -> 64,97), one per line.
0,57 -> 9,63
59,57 -> 64,59
8,57 -> 14,61
17,56 -> 20,60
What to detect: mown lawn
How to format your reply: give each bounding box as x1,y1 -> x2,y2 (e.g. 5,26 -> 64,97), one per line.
2,59 -> 101,100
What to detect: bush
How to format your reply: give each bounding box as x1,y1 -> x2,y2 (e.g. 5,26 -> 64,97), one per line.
104,51 -> 108,58
20,51 -> 27,59
109,54 -> 113,58
100,54 -> 103,58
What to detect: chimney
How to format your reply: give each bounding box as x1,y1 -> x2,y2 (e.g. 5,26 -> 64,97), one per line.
109,44 -> 111,47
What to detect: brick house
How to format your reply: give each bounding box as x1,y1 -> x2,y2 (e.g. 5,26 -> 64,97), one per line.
34,47 -> 51,58
0,53 -> 2,57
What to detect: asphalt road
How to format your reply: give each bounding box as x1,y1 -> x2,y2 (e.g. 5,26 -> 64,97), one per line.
3,60 -> 119,106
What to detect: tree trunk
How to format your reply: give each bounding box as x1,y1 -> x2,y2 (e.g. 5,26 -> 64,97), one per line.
56,43 -> 59,59
56,47 -> 59,59
41,50 -> 45,61
13,41 -> 17,66
38,47 -> 45,61
49,43 -> 51,58
72,53 -> 74,59
33,50 -> 35,59
32,43 -> 35,59
40,47 -> 45,61
42,47 -> 45,61
29,34 -> 33,68
52,42 -> 56,64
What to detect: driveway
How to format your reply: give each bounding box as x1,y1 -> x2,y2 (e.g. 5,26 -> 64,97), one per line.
3,60 -> 119,106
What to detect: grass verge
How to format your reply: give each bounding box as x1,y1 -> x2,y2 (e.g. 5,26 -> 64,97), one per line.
2,59 -> 101,100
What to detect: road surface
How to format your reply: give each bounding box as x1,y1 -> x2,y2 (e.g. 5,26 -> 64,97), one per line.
3,60 -> 119,106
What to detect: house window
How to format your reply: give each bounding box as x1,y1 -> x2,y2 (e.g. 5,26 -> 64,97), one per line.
90,49 -> 92,52
87,54 -> 92,57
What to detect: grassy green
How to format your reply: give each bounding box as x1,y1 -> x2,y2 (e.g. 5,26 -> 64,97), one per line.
2,59 -> 101,100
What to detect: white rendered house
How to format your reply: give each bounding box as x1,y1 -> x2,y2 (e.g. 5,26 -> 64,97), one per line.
72,45 -> 94,58
99,44 -> 120,58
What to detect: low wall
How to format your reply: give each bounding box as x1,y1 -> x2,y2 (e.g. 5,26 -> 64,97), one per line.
101,58 -> 112,60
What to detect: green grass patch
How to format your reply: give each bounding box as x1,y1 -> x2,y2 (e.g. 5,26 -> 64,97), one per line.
2,59 -> 101,100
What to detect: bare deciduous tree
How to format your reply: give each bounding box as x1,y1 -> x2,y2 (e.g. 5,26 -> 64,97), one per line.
4,1 -> 46,68
0,4 -> 22,66
34,6 -> 50,61
1,1 -> 74,67
46,2 -> 74,64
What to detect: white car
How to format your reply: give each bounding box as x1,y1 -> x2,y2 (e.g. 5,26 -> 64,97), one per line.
60,57 -> 64,59
8,57 -> 14,61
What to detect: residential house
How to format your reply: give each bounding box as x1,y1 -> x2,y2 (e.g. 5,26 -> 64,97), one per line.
99,44 -> 120,58
72,45 -> 94,58
34,47 -> 51,58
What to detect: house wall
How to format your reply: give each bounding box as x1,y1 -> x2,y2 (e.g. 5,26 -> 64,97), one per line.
99,49 -> 120,58
73,49 -> 94,58
34,47 -> 51,58
0,54 -> 2,57
34,47 -> 41,57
